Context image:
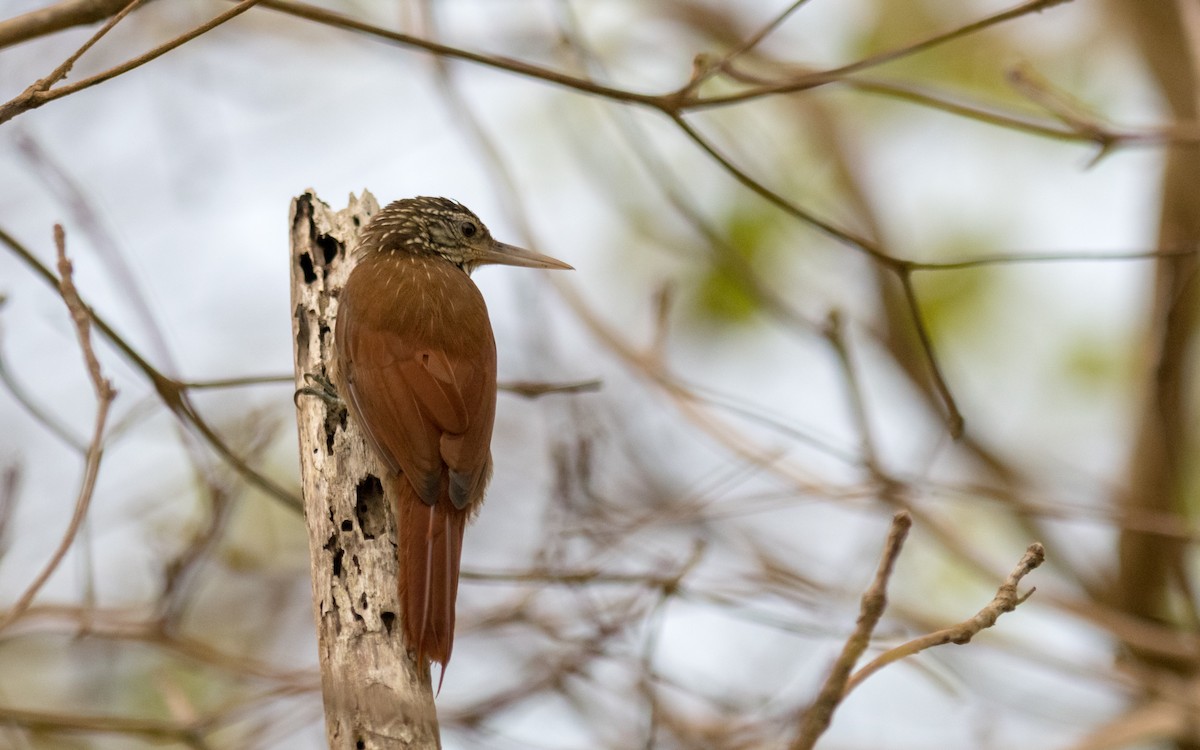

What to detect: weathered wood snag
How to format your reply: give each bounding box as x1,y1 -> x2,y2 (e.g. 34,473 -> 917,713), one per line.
289,190 -> 440,750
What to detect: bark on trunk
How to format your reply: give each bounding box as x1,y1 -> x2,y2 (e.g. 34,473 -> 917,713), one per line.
289,189 -> 441,750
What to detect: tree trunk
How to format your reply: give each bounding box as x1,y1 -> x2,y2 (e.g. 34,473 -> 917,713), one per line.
1113,2 -> 1200,748
289,189 -> 441,749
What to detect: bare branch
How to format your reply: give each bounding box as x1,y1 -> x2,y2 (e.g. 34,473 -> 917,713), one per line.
896,270 -> 965,437
0,0 -> 265,126
822,310 -> 882,472
0,225 -> 116,630
0,326 -> 86,451
1008,63 -> 1121,156
498,379 -> 602,398
0,706 -> 204,743
789,511 -> 913,750
0,226 -> 301,511
181,374 -> 293,390
697,0 -> 1077,108
844,542 -> 1046,695
0,0 -> 134,50
685,0 -> 815,95
258,0 -> 659,107
668,112 -> 887,263
0,463 -> 19,561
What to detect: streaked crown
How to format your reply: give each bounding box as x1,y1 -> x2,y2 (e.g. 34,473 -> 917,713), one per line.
357,196 -> 573,274
359,196 -> 492,270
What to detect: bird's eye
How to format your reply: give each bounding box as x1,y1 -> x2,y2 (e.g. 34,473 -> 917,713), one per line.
460,221 -> 477,238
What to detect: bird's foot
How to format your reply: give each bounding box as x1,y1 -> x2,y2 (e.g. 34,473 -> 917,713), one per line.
294,372 -> 345,415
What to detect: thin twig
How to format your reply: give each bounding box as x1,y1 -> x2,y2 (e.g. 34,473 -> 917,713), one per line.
0,0 -> 134,49
0,706 -> 204,742
0,225 -> 116,631
259,0 -> 659,107
0,331 -> 86,451
31,0 -> 144,92
843,542 -> 1046,695
668,112 -> 888,264
669,113 -> 965,438
0,463 -> 20,560
1007,63 -> 1118,158
259,0 -> 1072,120
52,226 -> 111,400
695,0 -> 1077,108
789,511 -> 913,750
897,270 -> 965,437
554,4 -> 824,336
912,246 -> 1195,271
497,379 -> 602,398
13,129 -> 181,374
823,310 -> 882,473
180,374 -> 293,390
0,226 -> 301,511
0,0 -> 265,125
685,0 -> 814,94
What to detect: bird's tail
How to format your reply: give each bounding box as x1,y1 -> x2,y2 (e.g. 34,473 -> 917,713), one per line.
391,475 -> 467,672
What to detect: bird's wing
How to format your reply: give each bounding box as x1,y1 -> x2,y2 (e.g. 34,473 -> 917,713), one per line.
339,317 -> 495,509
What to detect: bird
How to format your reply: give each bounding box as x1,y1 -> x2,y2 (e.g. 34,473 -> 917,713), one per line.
333,196 -> 572,679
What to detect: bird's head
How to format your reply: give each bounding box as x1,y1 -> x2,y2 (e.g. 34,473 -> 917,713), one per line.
361,196 -> 572,274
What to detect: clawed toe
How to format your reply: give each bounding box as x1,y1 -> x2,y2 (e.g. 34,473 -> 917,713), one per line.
294,372 -> 345,413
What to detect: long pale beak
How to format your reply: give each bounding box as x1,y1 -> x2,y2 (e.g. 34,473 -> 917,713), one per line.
477,240 -> 574,270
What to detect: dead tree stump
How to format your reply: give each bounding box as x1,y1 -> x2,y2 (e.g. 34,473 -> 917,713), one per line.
289,189 -> 440,750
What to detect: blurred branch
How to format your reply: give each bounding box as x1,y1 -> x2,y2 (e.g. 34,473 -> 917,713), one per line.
843,542 -> 1045,696
684,0 -> 814,95
0,679 -> 315,745
0,2 -> 1189,746
258,0 -> 660,107
896,269 -> 964,436
0,463 -> 19,561
697,0 -> 1076,107
0,0 -> 264,125
5,0 -> 1178,188
823,310 -> 883,473
497,378 -> 603,398
13,128 -> 181,374
555,3 -> 826,335
789,511 -> 912,750
666,112 -> 886,266
0,324 -> 86,452
0,226 -> 115,630
1114,1 -> 1200,714
724,66 -> 1200,149
258,0 -> 1074,120
181,374 -> 293,390
635,541 -> 707,747
1063,664 -> 1200,750
6,0 -> 143,96
668,112 -> 965,435
1008,63 -> 1125,162
156,415 -> 278,628
539,201 -> 1121,669
445,616 -> 626,729
845,74 -> 1098,140
0,226 -> 301,510
0,706 -> 205,744
7,602 -> 319,683
911,247 -> 1194,271
0,0 -> 134,50
54,222 -> 109,402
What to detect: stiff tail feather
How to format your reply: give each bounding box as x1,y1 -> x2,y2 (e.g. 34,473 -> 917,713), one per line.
391,475 -> 467,674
